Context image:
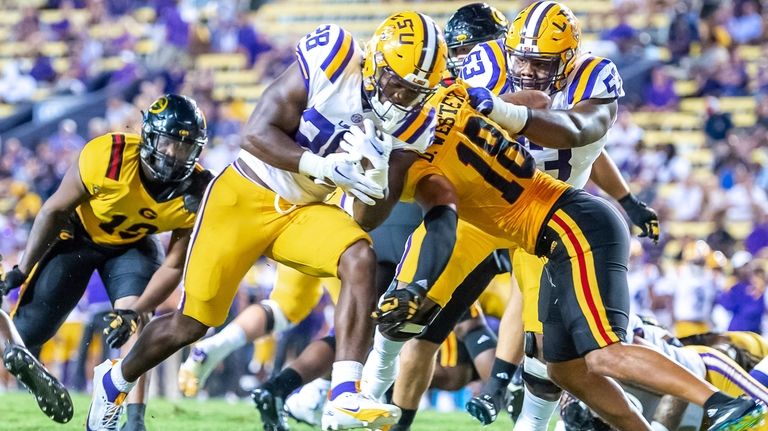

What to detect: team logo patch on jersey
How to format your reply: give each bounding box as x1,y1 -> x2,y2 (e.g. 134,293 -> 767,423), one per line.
139,208 -> 158,220
351,113 -> 363,124
149,97 -> 169,114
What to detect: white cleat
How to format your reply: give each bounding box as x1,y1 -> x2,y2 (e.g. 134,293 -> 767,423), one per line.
86,360 -> 128,431
178,344 -> 219,397
285,379 -> 330,426
321,390 -> 400,430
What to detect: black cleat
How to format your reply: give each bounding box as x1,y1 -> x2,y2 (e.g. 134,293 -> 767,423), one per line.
465,390 -> 503,425
506,386 -> 524,422
252,386 -> 289,431
560,397 -> 597,431
3,342 -> 73,423
705,397 -> 767,431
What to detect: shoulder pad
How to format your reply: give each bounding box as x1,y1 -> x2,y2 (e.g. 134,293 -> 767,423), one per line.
390,106 -> 436,154
566,56 -> 624,105
296,24 -> 360,89
459,40 -> 508,96
183,168 -> 214,213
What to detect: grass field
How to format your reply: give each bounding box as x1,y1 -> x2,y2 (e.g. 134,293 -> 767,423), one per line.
0,390 -> 554,430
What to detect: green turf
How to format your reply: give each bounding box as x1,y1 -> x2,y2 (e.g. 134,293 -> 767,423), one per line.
0,390 -> 552,430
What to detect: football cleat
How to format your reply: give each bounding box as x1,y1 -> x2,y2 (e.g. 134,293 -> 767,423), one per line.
706,397 -> 768,431
178,344 -> 220,397
3,342 -> 73,423
465,391 -> 502,425
86,359 -> 129,431
321,387 -> 401,430
285,379 -> 330,426
252,386 -> 290,431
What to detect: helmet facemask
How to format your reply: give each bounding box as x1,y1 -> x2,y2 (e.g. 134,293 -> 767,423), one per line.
507,47 -> 573,94
365,53 -> 435,125
447,44 -> 476,78
140,120 -> 203,183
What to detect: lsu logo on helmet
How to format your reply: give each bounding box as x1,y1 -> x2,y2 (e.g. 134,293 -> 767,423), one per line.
362,11 -> 447,120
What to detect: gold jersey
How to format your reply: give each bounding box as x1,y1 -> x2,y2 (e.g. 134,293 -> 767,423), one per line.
401,83 -> 571,254
76,133 -> 198,246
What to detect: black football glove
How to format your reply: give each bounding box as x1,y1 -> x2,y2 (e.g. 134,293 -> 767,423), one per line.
619,193 -> 660,244
103,309 -> 141,349
371,282 -> 427,324
1,265 -> 27,296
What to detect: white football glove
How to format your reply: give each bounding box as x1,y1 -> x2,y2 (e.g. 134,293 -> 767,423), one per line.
340,118 -> 393,190
298,151 -> 383,205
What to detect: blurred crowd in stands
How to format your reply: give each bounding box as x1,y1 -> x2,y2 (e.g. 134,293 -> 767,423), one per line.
3,0 -> 768,406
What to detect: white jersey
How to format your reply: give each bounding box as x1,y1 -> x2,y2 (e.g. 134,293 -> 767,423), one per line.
461,44 -> 624,187
239,24 -> 436,205
626,314 -> 706,378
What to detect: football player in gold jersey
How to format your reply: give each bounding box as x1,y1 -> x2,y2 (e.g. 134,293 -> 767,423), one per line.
1,94 -> 210,431
374,82 -> 766,431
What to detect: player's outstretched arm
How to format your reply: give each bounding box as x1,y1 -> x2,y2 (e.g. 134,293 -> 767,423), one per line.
590,150 -> 660,242
241,62 -> 308,172
131,228 -> 191,314
522,98 -> 618,149
467,87 -> 617,149
372,173 -> 458,325
17,161 -> 90,277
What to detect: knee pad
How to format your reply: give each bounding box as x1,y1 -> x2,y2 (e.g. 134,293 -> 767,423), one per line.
260,300 -> 293,333
379,305 -> 441,342
523,356 -> 561,400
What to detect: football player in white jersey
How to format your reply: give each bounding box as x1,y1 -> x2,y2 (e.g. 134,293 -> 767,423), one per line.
87,11 -> 448,431
562,314 -> 768,430
454,2 -> 663,428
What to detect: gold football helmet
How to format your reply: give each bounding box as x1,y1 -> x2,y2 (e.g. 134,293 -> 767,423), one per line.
505,1 -> 580,94
363,11 -> 448,120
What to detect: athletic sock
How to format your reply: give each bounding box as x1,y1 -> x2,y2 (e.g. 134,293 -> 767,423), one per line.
398,408 -> 417,427
330,361 -> 363,398
512,386 -> 557,431
483,358 -> 518,394
197,323 -> 247,360
110,360 -> 136,393
125,403 -> 146,423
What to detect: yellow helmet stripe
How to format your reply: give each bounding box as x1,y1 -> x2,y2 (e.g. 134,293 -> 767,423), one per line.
322,31 -> 355,83
523,1 -> 557,47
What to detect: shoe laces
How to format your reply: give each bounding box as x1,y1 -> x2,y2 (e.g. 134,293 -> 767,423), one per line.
100,399 -> 124,430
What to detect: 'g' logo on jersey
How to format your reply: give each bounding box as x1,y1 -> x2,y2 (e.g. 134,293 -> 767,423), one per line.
139,208 -> 158,220
149,97 -> 169,114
